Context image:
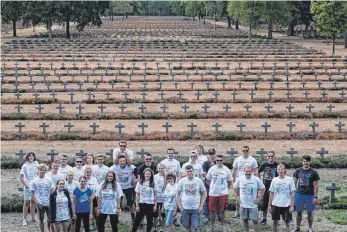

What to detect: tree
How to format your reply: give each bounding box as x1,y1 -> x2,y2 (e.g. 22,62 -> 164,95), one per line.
110,1 -> 134,18
311,1 -> 347,54
204,1 -> 227,29
1,1 -> 24,37
171,1 -> 186,16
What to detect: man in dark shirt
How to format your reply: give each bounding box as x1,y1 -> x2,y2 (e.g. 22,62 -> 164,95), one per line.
257,151 -> 278,225
292,155 -> 320,232
137,153 -> 156,179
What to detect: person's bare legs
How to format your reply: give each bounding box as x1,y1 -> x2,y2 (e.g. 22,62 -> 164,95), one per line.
253,220 -> 260,232
263,210 -> 267,221
23,200 -> 30,221
30,200 -> 36,221
55,223 -> 62,232
296,211 -> 302,229
39,221 -> 44,232
285,221 -> 290,232
62,222 -> 70,232
220,211 -> 226,226
210,211 -> 216,226
243,220 -> 249,232
308,213 -> 314,229
272,220 -> 278,232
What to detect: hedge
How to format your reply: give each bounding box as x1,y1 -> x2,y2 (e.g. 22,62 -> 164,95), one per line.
2,155 -> 347,170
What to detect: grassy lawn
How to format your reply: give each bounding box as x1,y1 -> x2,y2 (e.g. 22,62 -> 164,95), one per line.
318,210 -> 347,225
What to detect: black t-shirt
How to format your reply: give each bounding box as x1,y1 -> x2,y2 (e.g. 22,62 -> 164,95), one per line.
202,160 -> 216,187
137,163 -> 157,178
293,167 -> 320,195
258,161 -> 279,189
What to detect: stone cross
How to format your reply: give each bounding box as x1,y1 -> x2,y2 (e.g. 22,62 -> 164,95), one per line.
181,104 -> 190,113
306,104 -> 314,113
316,148 -> 328,159
187,122 -> 197,133
212,122 -> 222,133
68,91 -> 75,102
256,148 -> 268,161
47,150 -> 59,162
237,122 -> 246,134
303,90 -> 310,98
98,104 -> 106,113
223,104 -> 231,112
202,104 -> 210,113
265,104 -> 273,113
122,91 -> 129,100
261,122 -> 271,134
160,104 -> 168,113
244,104 -> 252,114
56,104 -> 65,114
35,104 -> 44,114
158,91 -> 166,100
286,148 -> 298,159
326,183 -> 341,203
195,91 -> 202,100
90,122 -> 99,134
76,150 -> 87,157
39,123 -> 49,135
137,149 -> 147,159
119,104 -> 127,114
286,104 -> 294,113
226,148 -> 238,159
115,123 -> 125,134
231,90 -> 238,101
15,150 -> 26,159
138,123 -> 148,135
138,104 -> 147,113
15,122 -> 25,134
213,91 -> 220,100
327,104 -> 335,113
286,121 -> 296,134
309,122 -> 319,133
15,104 -> 23,114
105,149 -> 114,159
162,122 -> 172,133
64,122 -> 74,133
177,90 -> 184,99
335,121 -> 345,133
76,104 -> 84,115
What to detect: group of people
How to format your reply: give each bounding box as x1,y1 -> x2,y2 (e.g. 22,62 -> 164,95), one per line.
20,141 -> 320,232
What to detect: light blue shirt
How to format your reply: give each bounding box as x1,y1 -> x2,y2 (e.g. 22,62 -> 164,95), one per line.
30,176 -> 54,206
97,182 -> 123,214
110,164 -> 135,189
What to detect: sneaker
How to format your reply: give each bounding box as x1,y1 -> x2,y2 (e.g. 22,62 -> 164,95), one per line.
260,219 -> 267,225
31,218 -> 37,223
307,229 -> 313,232
22,219 -> 28,226
138,223 -> 144,230
291,228 -> 300,232
232,213 -> 239,218
89,223 -> 96,231
173,218 -> 180,227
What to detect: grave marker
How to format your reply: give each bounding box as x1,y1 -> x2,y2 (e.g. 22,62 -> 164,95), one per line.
226,148 -> 238,159
256,148 -> 268,161
115,123 -> 125,134
138,122 -> 148,135
15,150 -> 26,159
326,183 -> 341,203
187,122 -> 197,133
335,121 -> 345,133
316,148 -> 328,159
64,122 -> 74,133
90,123 -> 99,134
39,122 -> 49,135
212,122 -> 222,133
286,148 -> 298,159
162,122 -> 172,133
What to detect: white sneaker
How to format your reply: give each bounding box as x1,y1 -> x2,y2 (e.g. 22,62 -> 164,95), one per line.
22,219 -> 28,226
307,228 -> 313,232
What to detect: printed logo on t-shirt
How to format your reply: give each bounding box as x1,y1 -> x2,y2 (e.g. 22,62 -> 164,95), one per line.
118,173 -> 130,183
298,173 -> 312,186
102,189 -> 115,200
241,182 -> 254,195
184,183 -> 198,196
79,193 -> 89,203
274,182 -> 287,193
212,172 -> 225,185
264,167 -> 277,181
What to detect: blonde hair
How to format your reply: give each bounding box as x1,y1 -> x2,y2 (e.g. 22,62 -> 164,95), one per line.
84,166 -> 93,174
38,164 -> 48,171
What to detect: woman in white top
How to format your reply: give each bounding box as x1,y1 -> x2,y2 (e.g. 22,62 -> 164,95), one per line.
85,154 -> 95,169
162,173 -> 178,232
72,157 -> 85,182
46,161 -> 64,184
84,166 -> 98,231
64,171 -> 78,232
20,152 -> 39,225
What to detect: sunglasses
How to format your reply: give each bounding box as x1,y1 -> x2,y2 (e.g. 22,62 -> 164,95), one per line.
190,156 -> 197,158
145,158 -> 152,161
120,145 -> 126,147
80,181 -> 86,183
242,150 -> 249,152
268,156 -> 274,158
76,161 -> 82,163
209,153 -> 215,155
167,178 -> 173,180
216,160 -> 223,162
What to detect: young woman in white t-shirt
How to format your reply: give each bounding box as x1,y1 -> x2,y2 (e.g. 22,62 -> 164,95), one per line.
84,166 -> 98,231
132,168 -> 158,232
64,171 -> 78,232
85,154 -> 95,169
20,152 -> 39,225
162,173 -> 178,232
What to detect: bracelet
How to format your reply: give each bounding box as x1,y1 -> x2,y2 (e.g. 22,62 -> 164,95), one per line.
314,196 -> 318,199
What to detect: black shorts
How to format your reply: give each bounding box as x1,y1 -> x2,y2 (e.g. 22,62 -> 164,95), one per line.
37,204 -> 51,223
122,188 -> 135,206
271,206 -> 292,222
260,190 -> 270,211
153,202 -> 166,218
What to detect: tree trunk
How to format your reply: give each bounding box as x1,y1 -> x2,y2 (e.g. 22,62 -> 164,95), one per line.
203,15 -> 205,25
66,14 -> 70,39
332,34 -> 336,55
287,22 -> 294,36
345,32 -> 347,49
214,14 -> 216,30
47,20 -> 52,41
231,19 -> 235,25
193,16 -> 195,21
248,25 -> 252,40
198,14 -> 201,24
267,22 -> 273,39
235,20 -> 239,30
12,20 -> 17,37
227,16 -> 231,28
304,23 -> 309,39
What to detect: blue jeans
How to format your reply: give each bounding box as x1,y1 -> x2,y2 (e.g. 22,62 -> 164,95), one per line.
181,209 -> 200,229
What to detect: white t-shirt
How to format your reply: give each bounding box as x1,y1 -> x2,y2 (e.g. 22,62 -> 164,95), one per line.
46,171 -> 65,185
92,165 -> 110,184
206,165 -> 233,197
55,190 -> 70,221
177,177 -> 206,210
233,175 -> 265,208
232,156 -> 258,179
30,176 -> 55,206
97,182 -> 123,214
110,164 -> 136,190
182,162 -> 203,178
197,155 -> 208,166
58,165 -> 73,179
86,177 -> 99,193
20,161 -> 39,186
154,173 -> 165,203
112,148 -> 134,160
64,181 -> 79,198
72,166 -> 85,182
164,183 -> 178,210
269,176 -> 296,207
135,180 -> 158,204
160,158 -> 181,176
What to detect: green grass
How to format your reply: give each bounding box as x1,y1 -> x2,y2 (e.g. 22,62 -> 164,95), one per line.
318,210 -> 347,225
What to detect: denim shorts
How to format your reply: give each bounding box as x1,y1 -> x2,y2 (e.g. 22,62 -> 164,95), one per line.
24,187 -> 31,201
37,204 -> 51,223
165,209 -> 175,226
181,209 -> 200,229
240,207 -> 258,221
55,219 -> 71,224
295,193 -> 316,213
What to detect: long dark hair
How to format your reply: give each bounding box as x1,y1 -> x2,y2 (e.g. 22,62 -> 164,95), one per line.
101,171 -> 117,192
140,168 -> 155,188
25,152 -> 37,162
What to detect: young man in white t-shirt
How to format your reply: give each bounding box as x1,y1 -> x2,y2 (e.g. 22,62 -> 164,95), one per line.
58,154 -> 73,179
231,145 -> 259,217
112,140 -> 134,165
182,151 -> 203,179
233,165 -> 265,232
195,144 -> 208,165
30,164 -> 55,232
206,154 -> 233,232
160,148 -> 181,180
176,165 -> 207,231
268,163 -> 296,232
92,154 -> 110,184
